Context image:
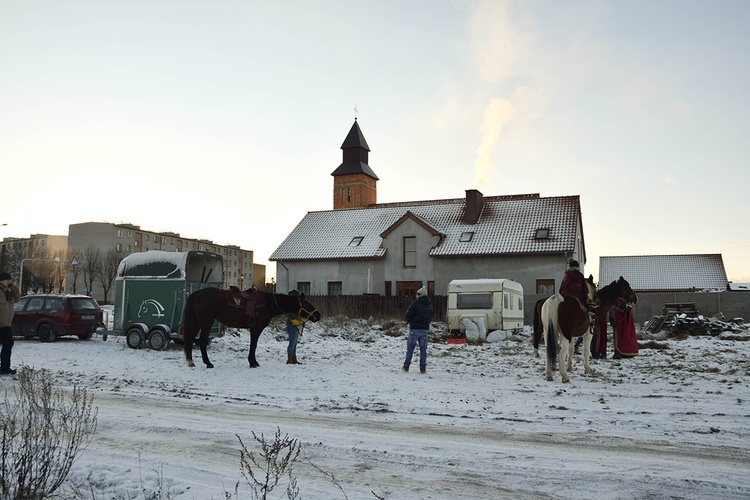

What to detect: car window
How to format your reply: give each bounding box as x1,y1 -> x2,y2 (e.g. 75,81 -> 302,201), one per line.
13,297 -> 29,312
69,298 -> 100,311
27,298 -> 45,311
45,298 -> 64,310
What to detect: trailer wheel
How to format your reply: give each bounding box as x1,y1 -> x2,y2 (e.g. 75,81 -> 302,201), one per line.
147,329 -> 169,351
126,327 -> 144,349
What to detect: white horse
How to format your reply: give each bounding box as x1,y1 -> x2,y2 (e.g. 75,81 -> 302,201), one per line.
540,279 -> 597,383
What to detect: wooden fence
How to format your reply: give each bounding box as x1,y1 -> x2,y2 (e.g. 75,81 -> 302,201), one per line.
307,294 -> 448,321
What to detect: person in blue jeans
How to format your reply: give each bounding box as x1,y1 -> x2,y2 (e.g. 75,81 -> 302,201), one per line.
403,286 -> 433,373
285,289 -> 304,365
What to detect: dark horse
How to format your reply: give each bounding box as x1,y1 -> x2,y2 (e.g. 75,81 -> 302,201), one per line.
592,276 -> 638,350
182,287 -> 321,368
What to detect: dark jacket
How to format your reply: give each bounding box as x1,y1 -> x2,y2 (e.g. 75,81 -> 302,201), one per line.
405,294 -> 433,330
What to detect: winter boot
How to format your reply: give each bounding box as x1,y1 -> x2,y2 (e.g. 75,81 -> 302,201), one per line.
402,365 -> 409,372
420,367 -> 426,374
287,354 -> 301,365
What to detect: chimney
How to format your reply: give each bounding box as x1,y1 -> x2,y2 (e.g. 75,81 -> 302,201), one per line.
465,189 -> 483,225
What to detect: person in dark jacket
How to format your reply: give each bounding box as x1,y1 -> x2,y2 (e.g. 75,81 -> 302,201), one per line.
0,271 -> 20,375
403,286 -> 433,373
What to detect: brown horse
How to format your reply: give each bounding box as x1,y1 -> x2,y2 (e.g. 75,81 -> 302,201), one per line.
182,287 -> 321,368
532,275 -> 596,358
538,277 -> 597,382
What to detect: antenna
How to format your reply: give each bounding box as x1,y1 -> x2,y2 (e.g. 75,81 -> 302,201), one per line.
353,105 -> 359,120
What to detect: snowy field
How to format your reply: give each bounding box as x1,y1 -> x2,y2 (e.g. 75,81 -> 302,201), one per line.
2,316 -> 750,500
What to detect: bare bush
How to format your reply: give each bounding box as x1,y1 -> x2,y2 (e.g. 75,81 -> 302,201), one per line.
234,428 -> 301,500
0,366 -> 97,499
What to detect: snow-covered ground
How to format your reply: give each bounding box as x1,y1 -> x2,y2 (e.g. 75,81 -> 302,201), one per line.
2,316 -> 749,499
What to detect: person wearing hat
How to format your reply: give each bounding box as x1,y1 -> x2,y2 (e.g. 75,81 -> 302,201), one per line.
285,289 -> 305,365
403,286 -> 433,373
0,271 -> 20,375
559,258 -> 589,308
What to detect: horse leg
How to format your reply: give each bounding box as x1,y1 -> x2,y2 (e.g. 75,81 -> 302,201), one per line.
582,330 -> 592,374
559,335 -> 571,383
184,328 -> 196,368
567,338 -> 575,371
198,326 -> 214,369
247,332 -> 260,368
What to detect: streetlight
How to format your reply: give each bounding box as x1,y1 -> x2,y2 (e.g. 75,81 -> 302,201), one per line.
19,257 -> 61,296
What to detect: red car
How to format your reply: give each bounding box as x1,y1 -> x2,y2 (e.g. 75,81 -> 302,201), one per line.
12,294 -> 104,342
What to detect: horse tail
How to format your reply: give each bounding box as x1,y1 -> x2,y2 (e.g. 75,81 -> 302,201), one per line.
532,298 -> 546,350
544,294 -> 562,365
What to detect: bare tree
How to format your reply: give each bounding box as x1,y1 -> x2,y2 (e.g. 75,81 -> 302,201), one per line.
96,248 -> 125,304
68,249 -> 82,294
81,245 -> 102,297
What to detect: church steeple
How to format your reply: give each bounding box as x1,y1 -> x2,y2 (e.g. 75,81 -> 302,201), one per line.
331,119 -> 379,209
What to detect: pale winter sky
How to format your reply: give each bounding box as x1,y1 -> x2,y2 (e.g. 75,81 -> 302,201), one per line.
2,0 -> 749,283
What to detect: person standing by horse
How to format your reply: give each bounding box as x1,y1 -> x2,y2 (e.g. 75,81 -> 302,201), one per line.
0,271 -> 20,375
285,289 -> 305,365
611,296 -> 639,358
403,286 -> 433,374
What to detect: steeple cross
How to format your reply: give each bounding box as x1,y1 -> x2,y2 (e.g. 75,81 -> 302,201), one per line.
353,105 -> 359,120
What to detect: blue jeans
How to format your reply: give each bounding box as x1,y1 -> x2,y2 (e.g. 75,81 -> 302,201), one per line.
404,329 -> 428,369
286,321 -> 299,355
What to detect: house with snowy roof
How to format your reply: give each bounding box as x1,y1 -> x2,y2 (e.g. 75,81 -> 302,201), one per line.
599,254 -> 729,292
270,120 -> 587,298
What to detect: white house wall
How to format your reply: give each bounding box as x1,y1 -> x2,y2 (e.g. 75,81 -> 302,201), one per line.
277,259 -> 385,295
381,218 -> 440,286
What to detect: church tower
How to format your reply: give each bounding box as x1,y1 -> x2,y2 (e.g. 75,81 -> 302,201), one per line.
331,119 -> 379,209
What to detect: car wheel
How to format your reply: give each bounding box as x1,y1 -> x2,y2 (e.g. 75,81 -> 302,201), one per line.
78,331 -> 93,341
147,329 -> 169,351
126,327 -> 144,349
38,324 -> 57,343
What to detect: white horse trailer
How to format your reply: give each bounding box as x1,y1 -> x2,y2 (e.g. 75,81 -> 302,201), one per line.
447,279 -> 524,334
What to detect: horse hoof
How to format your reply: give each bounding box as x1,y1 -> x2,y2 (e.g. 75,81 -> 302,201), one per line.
562,379 -> 570,383
249,363 -> 260,368
206,363 -> 214,369
187,360 -> 195,368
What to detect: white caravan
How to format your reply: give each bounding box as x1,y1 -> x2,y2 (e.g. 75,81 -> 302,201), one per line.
447,279 -> 524,334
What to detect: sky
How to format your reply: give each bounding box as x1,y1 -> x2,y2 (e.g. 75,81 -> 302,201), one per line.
3,315 -> 749,498
2,0 -> 749,284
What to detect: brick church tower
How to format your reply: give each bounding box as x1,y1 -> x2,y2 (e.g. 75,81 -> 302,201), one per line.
331,119 -> 379,209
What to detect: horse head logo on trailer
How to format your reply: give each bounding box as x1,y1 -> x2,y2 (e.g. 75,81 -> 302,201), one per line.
138,299 -> 166,318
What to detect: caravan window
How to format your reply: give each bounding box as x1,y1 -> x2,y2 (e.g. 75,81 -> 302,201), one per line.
456,292 -> 492,309
504,293 -> 509,309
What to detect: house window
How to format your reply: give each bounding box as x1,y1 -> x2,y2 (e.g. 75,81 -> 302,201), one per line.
536,279 -> 555,295
459,231 -> 474,242
403,236 -> 416,267
296,282 -> 311,295
349,236 -> 364,246
328,281 -> 342,296
535,228 -> 550,240
146,234 -> 150,241
117,229 -> 122,238
134,241 -> 139,247
126,245 -> 131,252
115,243 -> 122,252
127,231 -> 132,237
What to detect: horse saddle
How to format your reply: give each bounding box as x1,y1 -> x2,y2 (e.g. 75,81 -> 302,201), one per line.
229,286 -> 261,324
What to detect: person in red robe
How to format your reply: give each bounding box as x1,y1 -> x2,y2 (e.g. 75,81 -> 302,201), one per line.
612,297 -> 638,358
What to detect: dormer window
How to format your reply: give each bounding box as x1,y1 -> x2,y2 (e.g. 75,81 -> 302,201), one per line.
535,228 -> 550,240
349,236 -> 364,246
459,231 -> 474,242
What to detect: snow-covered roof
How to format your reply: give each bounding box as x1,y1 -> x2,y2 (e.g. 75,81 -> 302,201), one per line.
116,250 -> 223,282
599,254 -> 728,292
270,193 -> 581,261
